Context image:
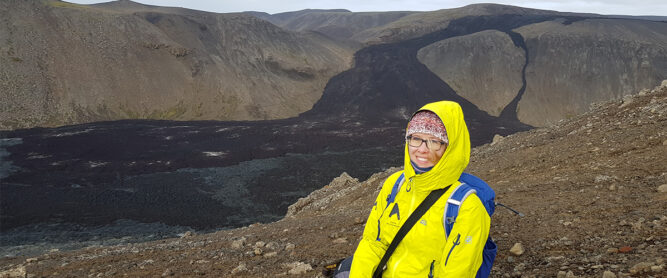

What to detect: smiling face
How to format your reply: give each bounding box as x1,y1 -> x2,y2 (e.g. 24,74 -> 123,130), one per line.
408,132 -> 447,168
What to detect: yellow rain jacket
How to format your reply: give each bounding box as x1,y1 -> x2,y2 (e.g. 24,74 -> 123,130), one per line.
350,101 -> 490,278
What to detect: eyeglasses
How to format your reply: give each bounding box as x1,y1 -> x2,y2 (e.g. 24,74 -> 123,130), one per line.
406,135 -> 446,151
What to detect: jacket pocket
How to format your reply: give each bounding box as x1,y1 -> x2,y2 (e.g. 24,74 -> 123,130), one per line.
445,233 -> 461,266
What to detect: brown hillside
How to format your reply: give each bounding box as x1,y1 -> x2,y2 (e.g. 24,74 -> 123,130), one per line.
417,29 -> 525,117
1,81 -> 664,277
0,0 -> 354,129
256,9 -> 415,43
272,4 -> 666,127
417,18 -> 667,126
354,4 -> 576,44
3,2 -> 665,131
515,19 -> 667,126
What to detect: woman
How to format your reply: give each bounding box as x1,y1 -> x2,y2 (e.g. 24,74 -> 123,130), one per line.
349,101 -> 490,277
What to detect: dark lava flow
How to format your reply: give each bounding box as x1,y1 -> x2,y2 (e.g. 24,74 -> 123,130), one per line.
0,14 -> 587,234
1,119 -> 403,232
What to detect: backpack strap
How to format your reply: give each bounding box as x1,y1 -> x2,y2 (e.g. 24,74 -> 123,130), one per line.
372,185 -> 450,278
443,183 -> 477,238
385,173 -> 404,209
376,173 -> 405,242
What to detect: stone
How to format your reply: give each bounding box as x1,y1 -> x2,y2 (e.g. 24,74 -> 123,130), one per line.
231,262 -> 248,274
514,263 -> 526,272
161,269 -> 174,277
264,251 -> 278,258
557,271 -> 567,278
509,243 -> 525,256
254,248 -> 262,256
619,98 -> 634,109
181,231 -> 195,238
354,217 -> 365,224
491,134 -> 504,146
287,262 -> 313,275
565,271 -> 577,278
265,241 -> 280,250
255,241 -> 266,248
629,262 -> 654,274
650,265 -> 663,272
231,237 -> 246,249
333,237 -> 348,244
602,271 -> 616,278
658,184 -> 667,193
285,243 -> 295,251
595,175 -> 614,183
547,256 -> 565,262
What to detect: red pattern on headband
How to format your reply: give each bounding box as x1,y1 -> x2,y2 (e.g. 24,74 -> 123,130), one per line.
406,111 -> 448,143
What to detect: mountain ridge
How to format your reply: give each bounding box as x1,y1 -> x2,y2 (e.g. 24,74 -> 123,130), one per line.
2,2 -> 666,129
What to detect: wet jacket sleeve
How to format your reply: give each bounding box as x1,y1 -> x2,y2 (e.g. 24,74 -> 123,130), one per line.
349,179 -> 392,278
439,194 -> 490,277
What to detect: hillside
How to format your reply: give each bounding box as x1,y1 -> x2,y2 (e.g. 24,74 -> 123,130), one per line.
417,17 -> 667,126
0,0 -> 354,129
1,82 -> 664,277
257,4 -> 666,127
253,9 -> 415,43
352,4 -> 578,44
2,2 -> 665,130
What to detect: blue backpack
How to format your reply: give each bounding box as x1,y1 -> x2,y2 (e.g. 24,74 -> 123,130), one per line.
386,172 -> 497,278
445,173 -> 497,278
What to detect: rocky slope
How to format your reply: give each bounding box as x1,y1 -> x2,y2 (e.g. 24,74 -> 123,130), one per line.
0,0 -> 354,129
1,82 -> 664,277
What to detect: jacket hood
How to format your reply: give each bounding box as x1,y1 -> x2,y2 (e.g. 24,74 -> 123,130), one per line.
403,101 -> 470,191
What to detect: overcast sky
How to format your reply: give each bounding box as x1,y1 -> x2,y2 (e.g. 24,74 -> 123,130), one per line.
66,0 -> 666,16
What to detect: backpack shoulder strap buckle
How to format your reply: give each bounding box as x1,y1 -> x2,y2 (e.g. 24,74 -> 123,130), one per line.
443,183 -> 477,238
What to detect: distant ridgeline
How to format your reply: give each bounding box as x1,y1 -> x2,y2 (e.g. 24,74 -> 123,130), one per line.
1,1 -> 665,129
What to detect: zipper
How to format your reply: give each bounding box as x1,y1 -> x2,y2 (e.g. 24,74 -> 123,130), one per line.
445,233 -> 461,266
428,260 -> 435,278
390,177 -> 415,277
